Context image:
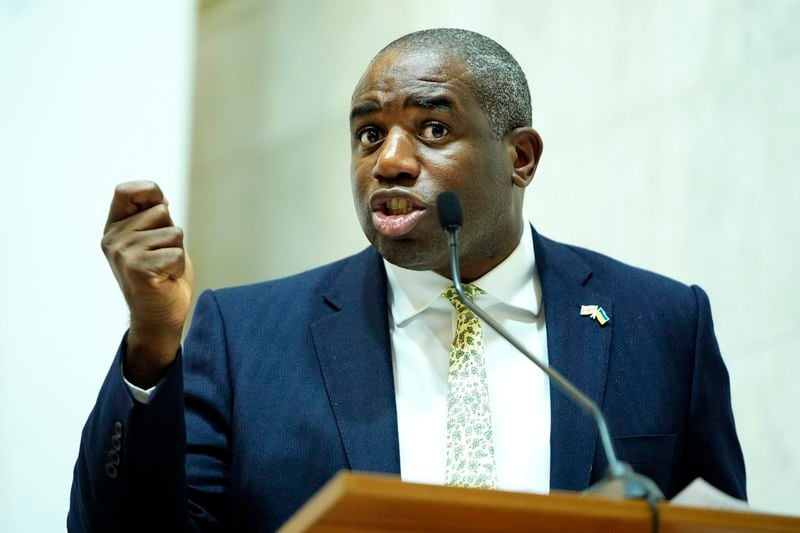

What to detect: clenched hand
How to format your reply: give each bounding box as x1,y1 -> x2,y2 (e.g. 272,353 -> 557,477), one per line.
101,180 -> 194,388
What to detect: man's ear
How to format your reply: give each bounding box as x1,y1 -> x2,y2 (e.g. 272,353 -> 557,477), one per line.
505,127 -> 543,188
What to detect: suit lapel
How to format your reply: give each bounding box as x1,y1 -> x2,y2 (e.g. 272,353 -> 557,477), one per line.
533,229 -> 613,491
308,232 -> 612,487
310,249 -> 401,475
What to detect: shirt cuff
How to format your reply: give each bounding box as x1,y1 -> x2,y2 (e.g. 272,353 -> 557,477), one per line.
123,373 -> 157,404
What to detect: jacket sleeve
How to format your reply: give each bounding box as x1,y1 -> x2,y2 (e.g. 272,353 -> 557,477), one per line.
68,290 -> 232,532
678,285 -> 747,500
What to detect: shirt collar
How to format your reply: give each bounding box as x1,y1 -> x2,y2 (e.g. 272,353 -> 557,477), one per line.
384,222 -> 541,325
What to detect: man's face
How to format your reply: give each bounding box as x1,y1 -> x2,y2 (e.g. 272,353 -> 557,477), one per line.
350,49 -> 522,280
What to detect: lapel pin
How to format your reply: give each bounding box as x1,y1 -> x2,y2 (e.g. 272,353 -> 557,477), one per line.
580,304 -> 610,326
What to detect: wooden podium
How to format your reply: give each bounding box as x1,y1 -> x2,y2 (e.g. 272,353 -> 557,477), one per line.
279,472 -> 800,532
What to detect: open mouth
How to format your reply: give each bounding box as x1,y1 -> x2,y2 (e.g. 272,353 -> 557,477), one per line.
383,197 -> 416,216
370,193 -> 427,237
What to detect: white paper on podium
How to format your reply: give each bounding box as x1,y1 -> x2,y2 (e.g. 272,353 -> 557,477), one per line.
671,478 -> 751,512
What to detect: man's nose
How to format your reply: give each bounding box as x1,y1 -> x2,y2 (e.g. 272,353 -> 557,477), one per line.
372,128 -> 420,181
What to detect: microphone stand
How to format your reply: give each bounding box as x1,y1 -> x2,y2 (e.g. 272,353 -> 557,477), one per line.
443,224 -> 665,503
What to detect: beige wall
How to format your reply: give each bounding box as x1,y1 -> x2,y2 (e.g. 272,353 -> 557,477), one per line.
189,0 -> 800,514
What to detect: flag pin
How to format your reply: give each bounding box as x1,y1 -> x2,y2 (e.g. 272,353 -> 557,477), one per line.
580,304 -> 610,326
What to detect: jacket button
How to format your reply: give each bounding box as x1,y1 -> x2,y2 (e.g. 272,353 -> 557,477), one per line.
107,449 -> 120,466
111,434 -> 122,451
105,463 -> 118,479
113,421 -> 123,437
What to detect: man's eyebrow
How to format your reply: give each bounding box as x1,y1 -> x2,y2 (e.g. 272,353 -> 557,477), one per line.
350,101 -> 380,123
406,95 -> 455,113
349,95 -> 455,123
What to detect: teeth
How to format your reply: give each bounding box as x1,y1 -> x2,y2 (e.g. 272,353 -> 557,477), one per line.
386,198 -> 413,216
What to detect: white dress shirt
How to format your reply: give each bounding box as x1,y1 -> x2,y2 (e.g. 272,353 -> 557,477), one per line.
386,222 -> 550,493
126,224 -> 550,493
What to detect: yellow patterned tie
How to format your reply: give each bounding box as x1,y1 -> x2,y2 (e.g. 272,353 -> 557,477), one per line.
442,285 -> 497,489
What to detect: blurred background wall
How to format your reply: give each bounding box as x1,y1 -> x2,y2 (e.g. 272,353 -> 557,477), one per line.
0,0 -> 797,530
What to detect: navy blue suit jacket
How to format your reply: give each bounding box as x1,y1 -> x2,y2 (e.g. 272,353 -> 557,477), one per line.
69,229 -> 746,531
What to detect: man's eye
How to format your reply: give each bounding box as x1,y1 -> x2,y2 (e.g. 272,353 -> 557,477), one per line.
358,127 -> 384,146
420,122 -> 449,141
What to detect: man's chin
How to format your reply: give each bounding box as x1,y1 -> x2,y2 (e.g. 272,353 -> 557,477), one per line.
373,237 -> 448,273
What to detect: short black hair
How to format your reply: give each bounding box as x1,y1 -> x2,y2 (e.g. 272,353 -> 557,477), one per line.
378,28 -> 532,138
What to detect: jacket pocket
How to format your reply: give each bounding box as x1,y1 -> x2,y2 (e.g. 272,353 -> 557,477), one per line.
612,434 -> 677,491
613,433 -> 676,465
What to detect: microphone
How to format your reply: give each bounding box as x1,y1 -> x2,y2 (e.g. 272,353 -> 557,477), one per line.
436,191 -> 463,230
435,191 -> 664,502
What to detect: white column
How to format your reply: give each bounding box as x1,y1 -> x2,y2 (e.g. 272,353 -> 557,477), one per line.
0,2 -> 195,530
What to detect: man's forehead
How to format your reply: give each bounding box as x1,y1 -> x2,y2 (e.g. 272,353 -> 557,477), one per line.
352,48 -> 471,103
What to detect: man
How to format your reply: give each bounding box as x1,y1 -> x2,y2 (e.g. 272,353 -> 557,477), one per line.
69,29 -> 745,531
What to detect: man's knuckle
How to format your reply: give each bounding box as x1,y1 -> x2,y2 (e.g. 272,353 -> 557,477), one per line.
106,243 -> 124,263
118,247 -> 134,265
100,235 -> 112,253
152,203 -> 169,217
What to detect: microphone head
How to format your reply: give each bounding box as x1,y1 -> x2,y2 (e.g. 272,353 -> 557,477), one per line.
437,191 -> 463,230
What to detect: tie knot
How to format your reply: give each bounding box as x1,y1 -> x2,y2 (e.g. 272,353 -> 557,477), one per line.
442,284 -> 484,310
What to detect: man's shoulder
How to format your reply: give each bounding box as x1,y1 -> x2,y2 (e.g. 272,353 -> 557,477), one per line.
536,232 -> 701,307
